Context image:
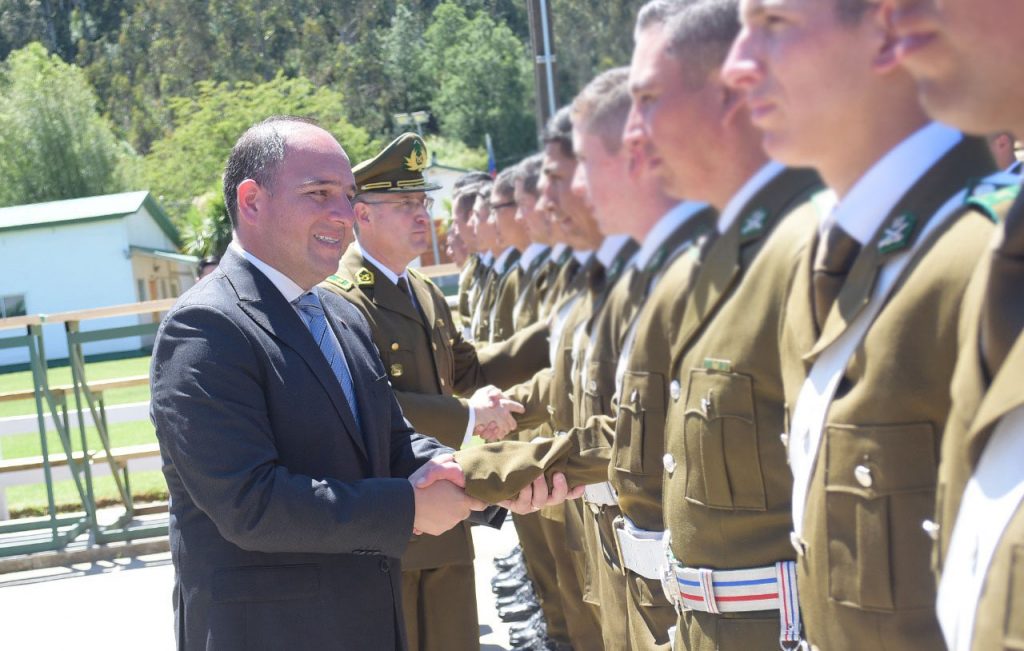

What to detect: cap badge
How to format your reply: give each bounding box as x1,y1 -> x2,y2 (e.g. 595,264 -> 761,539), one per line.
404,140 -> 428,172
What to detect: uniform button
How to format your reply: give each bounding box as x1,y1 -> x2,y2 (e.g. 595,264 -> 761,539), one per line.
391,342 -> 399,351
588,380 -> 597,392
663,453 -> 676,474
854,464 -> 873,488
780,432 -> 789,448
630,389 -> 639,403
432,342 -> 438,351
380,559 -> 390,573
922,519 -> 940,541
670,380 -> 681,402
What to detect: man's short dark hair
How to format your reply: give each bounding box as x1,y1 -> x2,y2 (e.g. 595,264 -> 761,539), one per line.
493,167 -> 517,198
543,106 -> 574,159
635,0 -> 687,36
515,154 -> 544,196
663,0 -> 741,88
222,115 -> 317,227
454,171 -> 493,193
474,182 -> 494,211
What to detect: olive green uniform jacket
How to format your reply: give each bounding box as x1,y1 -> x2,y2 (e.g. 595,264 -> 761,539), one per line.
778,137 -> 995,650
321,245 -> 542,570
934,185 -> 1024,651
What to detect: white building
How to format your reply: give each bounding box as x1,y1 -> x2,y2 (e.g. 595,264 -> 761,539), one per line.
0,191 -> 196,367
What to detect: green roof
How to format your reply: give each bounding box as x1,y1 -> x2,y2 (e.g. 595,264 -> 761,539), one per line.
0,191 -> 181,246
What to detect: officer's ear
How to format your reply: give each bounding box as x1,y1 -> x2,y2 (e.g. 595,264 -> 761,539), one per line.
353,200 -> 373,226
236,179 -> 265,228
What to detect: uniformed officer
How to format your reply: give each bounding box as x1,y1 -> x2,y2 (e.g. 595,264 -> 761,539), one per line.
319,133 -> 532,651
724,0 -> 997,648
883,0 -> 1024,648
453,172 -> 492,325
468,183 -> 504,342
511,154 -> 555,332
488,167 -> 530,343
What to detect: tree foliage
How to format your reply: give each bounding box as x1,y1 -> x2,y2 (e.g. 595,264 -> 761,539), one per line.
0,42 -> 131,207
141,74 -> 378,220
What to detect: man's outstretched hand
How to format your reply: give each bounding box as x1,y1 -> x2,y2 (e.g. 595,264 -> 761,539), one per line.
410,454 -> 485,536
499,472 -> 584,515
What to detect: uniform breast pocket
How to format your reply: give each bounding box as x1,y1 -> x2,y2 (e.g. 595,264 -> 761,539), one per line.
1005,545 -> 1024,650
582,359 -> 611,433
824,422 -> 937,612
681,369 -> 765,511
613,371 -> 665,476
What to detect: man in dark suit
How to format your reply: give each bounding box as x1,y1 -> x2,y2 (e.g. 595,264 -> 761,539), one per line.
150,116 -> 486,651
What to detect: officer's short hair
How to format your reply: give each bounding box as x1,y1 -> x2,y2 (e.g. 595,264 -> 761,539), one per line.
635,0 -> 687,38
663,0 -> 741,89
542,106 -> 574,159
572,67 -> 631,155
515,154 -> 544,196
474,182 -> 494,211
223,115 -> 317,227
493,167 -> 517,199
453,190 -> 479,220
454,171 -> 493,193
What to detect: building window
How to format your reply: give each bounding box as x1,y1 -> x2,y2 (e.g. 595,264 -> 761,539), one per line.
0,294 -> 26,318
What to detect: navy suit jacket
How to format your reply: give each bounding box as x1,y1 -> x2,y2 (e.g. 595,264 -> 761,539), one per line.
151,248 -> 450,650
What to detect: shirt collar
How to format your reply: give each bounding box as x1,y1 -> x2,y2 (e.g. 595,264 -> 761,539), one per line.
717,161 -> 786,235
829,122 -> 962,244
519,243 -> 550,271
596,234 -> 633,269
550,243 -> 569,261
480,251 -> 494,267
230,240 -> 306,303
494,246 -> 518,274
353,241 -> 403,286
634,201 -> 710,269
573,249 -> 594,265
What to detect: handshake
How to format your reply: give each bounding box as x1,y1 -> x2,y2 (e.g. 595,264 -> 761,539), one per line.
407,454 -> 583,536
469,385 -> 525,442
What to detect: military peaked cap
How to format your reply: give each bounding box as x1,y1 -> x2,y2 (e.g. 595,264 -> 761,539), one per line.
354,132 -> 441,193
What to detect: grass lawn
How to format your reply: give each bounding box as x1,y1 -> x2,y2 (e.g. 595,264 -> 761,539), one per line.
7,469 -> 168,518
0,356 -> 152,418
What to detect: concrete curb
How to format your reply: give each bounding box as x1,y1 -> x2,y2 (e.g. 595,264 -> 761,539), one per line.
0,535 -> 169,574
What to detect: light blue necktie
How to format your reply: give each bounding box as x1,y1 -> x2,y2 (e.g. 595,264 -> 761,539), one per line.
294,292 -> 362,433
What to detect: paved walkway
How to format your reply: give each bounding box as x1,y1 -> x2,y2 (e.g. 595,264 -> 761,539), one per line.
0,522 -> 519,650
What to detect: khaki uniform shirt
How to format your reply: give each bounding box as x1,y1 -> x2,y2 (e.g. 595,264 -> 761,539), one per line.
935,187 -> 1023,651
778,137 -> 995,650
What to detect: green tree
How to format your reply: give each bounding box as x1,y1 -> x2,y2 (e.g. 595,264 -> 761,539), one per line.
426,3 -> 535,161
140,73 -> 378,223
0,42 -> 132,207
425,135 -> 486,171
179,187 -> 232,259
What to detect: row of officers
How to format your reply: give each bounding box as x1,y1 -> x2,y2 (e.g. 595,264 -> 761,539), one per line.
317,1 -> 1024,650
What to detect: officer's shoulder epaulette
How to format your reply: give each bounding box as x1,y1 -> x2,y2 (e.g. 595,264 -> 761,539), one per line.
407,267 -> 434,285
966,176 -> 1021,224
323,274 -> 355,292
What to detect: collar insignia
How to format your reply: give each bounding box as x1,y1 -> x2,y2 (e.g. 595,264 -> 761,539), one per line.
357,268 -> 375,285
740,208 -> 768,239
878,213 -> 917,254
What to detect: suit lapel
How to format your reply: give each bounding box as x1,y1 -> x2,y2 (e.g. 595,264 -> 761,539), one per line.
806,136 -> 996,361
409,272 -> 437,331
223,250 -> 368,460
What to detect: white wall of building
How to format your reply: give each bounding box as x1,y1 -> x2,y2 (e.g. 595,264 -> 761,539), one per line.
0,215 -> 175,367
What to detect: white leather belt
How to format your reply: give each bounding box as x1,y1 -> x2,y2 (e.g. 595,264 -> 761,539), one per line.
660,539 -> 803,648
583,481 -> 618,509
612,516 -> 666,581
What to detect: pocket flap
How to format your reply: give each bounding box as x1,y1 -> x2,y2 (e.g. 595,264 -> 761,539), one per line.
683,369 -> 754,422
212,564 -> 320,603
825,422 -> 937,499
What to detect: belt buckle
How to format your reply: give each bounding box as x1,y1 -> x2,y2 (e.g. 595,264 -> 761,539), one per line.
660,536 -> 684,613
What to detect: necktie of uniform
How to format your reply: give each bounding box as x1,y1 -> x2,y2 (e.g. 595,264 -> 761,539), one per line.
812,224 -> 860,331
396,276 -> 427,326
980,199 -> 1024,380
294,292 -> 362,432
